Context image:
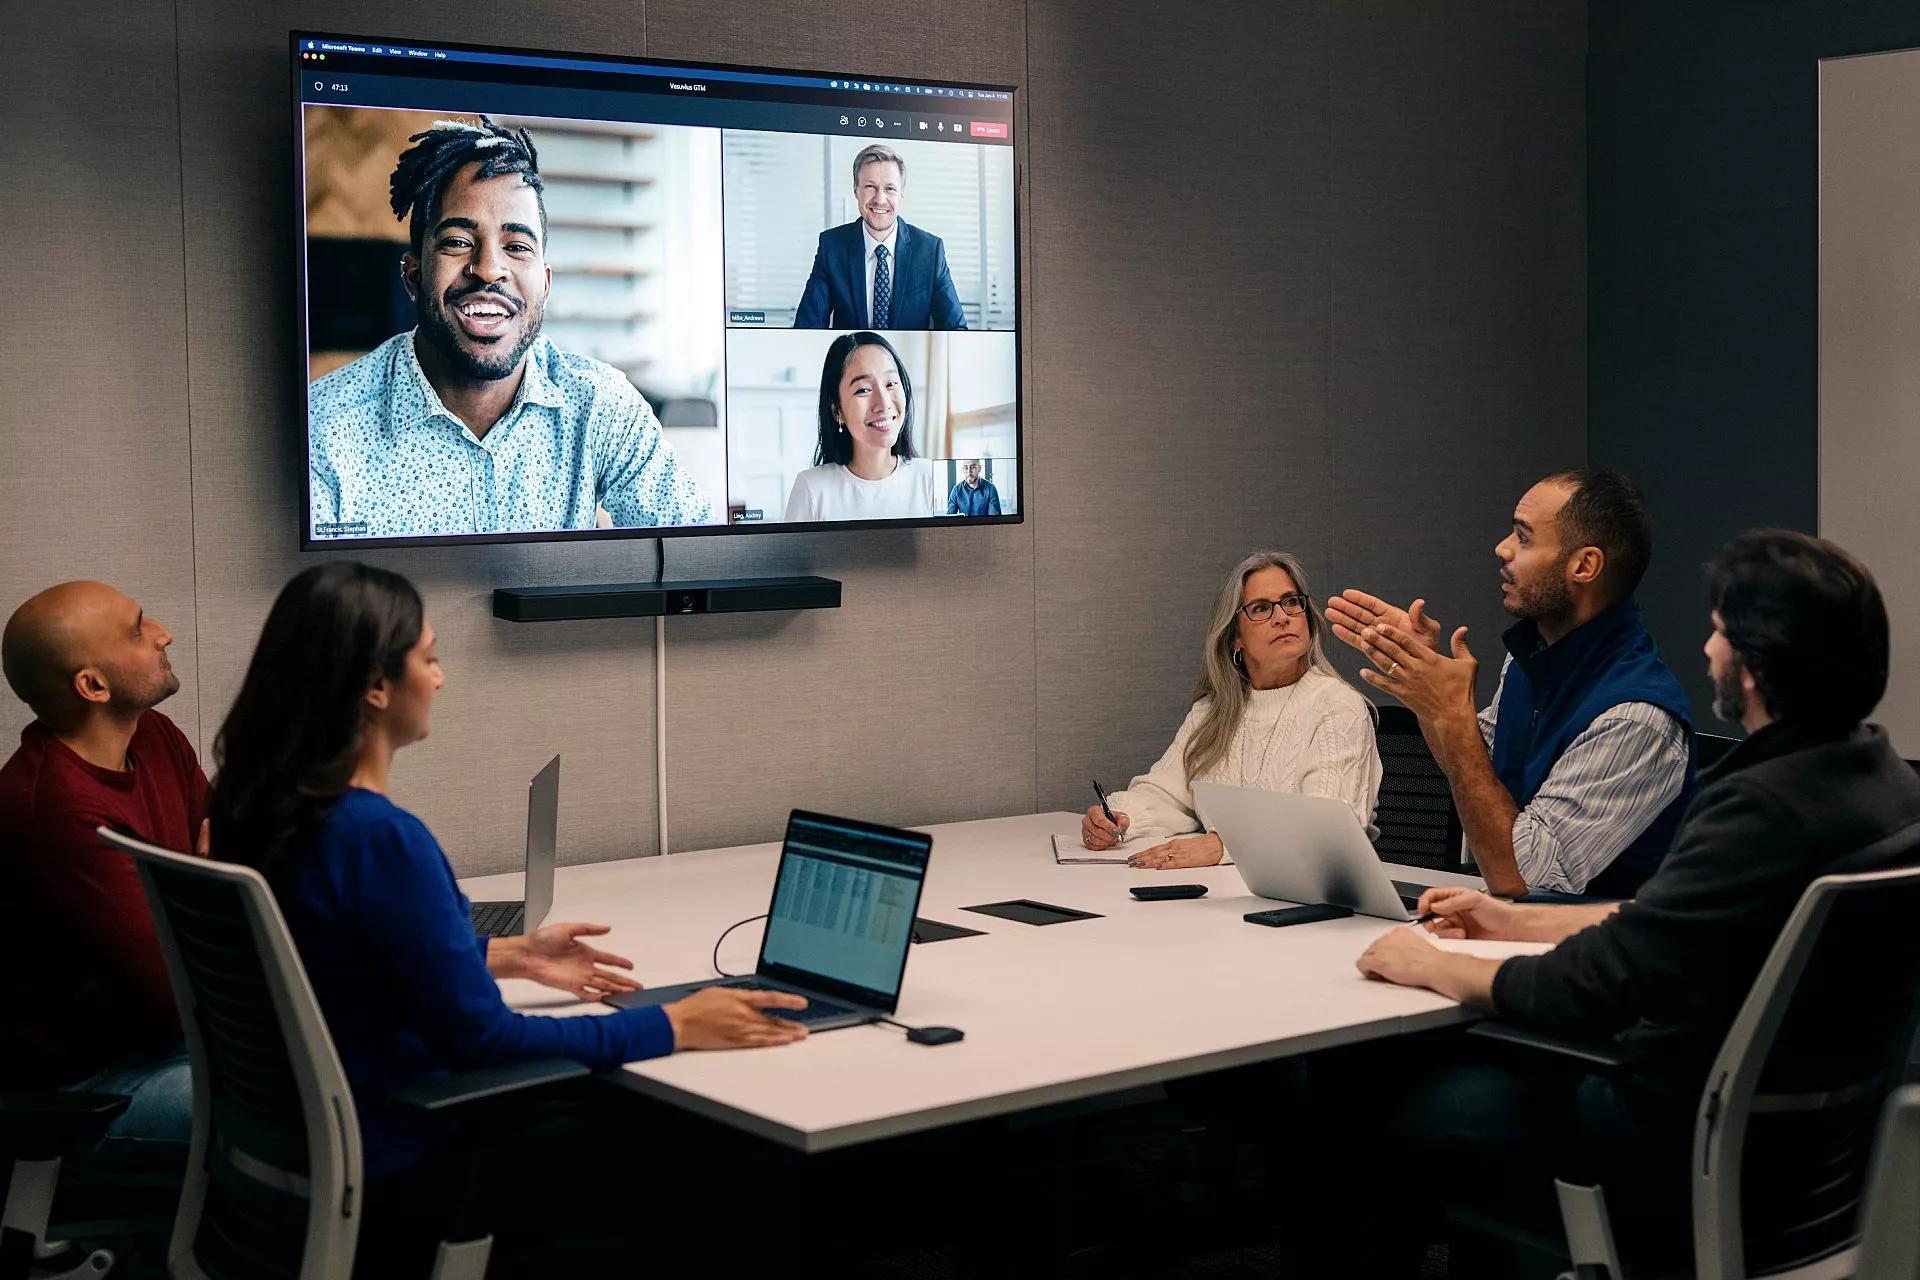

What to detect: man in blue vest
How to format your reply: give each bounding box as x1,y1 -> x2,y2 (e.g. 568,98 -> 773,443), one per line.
1327,469 -> 1695,899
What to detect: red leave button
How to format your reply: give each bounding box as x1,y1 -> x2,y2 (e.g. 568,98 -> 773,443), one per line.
968,121 -> 1008,138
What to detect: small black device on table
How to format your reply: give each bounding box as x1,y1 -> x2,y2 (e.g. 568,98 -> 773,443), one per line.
1244,903 -> 1353,928
1130,884 -> 1207,901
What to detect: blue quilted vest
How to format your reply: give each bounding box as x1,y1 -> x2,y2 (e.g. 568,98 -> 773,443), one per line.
1490,597 -> 1696,897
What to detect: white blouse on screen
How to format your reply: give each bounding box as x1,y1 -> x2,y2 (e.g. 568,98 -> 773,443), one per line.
783,457 -> 941,523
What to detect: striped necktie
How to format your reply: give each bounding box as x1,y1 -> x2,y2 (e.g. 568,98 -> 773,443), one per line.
872,243 -> 893,328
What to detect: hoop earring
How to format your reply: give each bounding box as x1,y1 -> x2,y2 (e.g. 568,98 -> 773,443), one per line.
1231,647 -> 1246,674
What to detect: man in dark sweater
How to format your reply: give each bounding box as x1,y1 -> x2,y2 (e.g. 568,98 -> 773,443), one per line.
1350,530 -> 1920,1268
0,581 -> 208,1160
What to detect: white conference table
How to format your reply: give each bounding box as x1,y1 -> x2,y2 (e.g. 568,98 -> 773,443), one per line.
461,811 -> 1512,1154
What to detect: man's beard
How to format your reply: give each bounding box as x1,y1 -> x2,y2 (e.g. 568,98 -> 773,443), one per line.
417,283 -> 544,381
1711,662 -> 1747,726
1502,553 -> 1576,626
105,664 -> 179,716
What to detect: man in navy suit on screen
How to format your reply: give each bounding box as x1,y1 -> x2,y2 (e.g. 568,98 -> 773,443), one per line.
794,143 -> 968,330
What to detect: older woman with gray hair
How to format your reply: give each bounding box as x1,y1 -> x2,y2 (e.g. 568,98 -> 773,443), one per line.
1083,550 -> 1383,869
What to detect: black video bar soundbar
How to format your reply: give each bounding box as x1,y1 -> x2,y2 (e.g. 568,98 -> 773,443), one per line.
492,576 -> 842,622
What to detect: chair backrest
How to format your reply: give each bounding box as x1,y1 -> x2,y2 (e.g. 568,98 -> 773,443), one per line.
98,827 -> 362,1280
1371,703 -> 1464,873
1693,731 -> 1742,772
1692,839 -> 1920,1280
1855,1085 -> 1920,1280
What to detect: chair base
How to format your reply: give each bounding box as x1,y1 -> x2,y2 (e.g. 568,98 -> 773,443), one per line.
0,1229 -> 116,1280
429,1234 -> 492,1280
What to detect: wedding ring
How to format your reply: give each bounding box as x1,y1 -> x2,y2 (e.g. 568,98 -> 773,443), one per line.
1388,660 -> 1401,677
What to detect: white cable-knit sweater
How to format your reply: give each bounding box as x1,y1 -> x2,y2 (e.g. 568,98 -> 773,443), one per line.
1107,667 -> 1383,848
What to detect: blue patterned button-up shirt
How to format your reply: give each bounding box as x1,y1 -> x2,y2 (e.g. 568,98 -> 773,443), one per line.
308,331 -> 715,539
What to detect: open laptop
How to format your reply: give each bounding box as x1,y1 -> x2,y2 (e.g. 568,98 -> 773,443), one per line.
1193,782 -> 1430,922
608,810 -> 933,1030
469,755 -> 559,938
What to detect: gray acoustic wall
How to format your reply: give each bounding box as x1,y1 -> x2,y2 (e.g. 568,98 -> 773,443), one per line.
0,0 -> 1585,875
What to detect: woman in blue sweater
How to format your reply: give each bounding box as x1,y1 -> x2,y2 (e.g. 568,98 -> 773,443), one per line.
208,562 -> 805,1266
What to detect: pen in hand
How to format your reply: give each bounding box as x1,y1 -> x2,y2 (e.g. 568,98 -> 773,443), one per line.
1093,779 -> 1118,830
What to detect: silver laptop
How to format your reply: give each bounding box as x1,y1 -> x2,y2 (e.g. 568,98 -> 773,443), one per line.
1193,782 -> 1424,922
608,810 -> 933,1030
469,755 -> 559,938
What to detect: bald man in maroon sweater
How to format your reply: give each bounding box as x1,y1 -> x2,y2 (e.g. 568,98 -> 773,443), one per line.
0,581 -> 208,1158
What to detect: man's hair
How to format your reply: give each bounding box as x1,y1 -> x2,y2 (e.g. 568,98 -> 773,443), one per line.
389,117 -> 546,254
1706,530 -> 1888,729
1540,468 -> 1654,604
1,611 -> 64,722
851,144 -> 904,185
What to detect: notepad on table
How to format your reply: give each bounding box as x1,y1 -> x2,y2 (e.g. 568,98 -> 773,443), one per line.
1051,832 -> 1145,865
1422,935 -> 1556,959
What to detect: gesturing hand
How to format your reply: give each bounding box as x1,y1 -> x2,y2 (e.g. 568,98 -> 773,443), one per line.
517,922 -> 643,1001
1324,591 -> 1443,657
1356,621 -> 1479,723
666,986 -> 811,1050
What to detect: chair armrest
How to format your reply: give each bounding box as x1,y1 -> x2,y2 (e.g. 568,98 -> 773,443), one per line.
388,1059 -> 590,1119
0,1092 -> 132,1160
1466,1022 -> 1630,1071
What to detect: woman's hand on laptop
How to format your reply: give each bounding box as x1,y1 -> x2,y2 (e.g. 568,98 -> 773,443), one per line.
1127,833 -> 1224,870
666,987 -> 810,1050
508,922 -> 643,1001
1416,888 -> 1517,940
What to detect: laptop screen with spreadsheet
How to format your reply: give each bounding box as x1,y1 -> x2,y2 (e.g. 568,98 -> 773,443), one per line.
756,810 -> 931,1010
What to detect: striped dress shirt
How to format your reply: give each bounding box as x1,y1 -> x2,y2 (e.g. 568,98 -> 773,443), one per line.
1473,654 -> 1691,894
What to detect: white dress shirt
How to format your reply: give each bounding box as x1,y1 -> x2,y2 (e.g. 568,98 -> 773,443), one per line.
863,222 -> 900,326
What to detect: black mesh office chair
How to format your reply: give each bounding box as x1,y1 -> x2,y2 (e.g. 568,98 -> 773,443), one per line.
1468,836 -> 1920,1280
100,827 -> 587,1280
1372,704 -> 1465,873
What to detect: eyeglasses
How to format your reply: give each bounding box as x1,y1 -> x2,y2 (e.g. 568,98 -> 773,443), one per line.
1238,593 -> 1310,623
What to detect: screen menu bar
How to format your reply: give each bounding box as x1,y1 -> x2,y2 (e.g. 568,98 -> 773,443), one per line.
297,33 -> 1014,126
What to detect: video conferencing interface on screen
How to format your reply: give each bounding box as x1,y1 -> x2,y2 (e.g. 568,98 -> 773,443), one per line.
295,33 -> 1019,547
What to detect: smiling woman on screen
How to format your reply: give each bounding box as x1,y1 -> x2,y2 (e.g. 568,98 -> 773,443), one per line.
1084,551 -> 1383,869
783,331 -> 941,523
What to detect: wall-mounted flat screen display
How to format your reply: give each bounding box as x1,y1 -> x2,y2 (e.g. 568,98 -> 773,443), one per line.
294,32 -> 1019,547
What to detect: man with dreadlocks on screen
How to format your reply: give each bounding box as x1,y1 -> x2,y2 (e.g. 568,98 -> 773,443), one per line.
308,117 -> 714,538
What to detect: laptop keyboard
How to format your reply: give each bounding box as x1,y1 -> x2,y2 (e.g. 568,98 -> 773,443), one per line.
715,980 -> 860,1024
471,902 -> 525,937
